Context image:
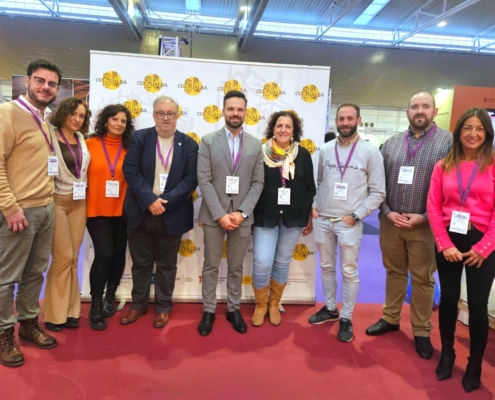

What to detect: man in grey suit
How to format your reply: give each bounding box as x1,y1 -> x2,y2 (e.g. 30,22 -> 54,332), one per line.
197,90 -> 264,336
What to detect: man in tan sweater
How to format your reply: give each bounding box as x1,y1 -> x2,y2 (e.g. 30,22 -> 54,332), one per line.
0,59 -> 62,368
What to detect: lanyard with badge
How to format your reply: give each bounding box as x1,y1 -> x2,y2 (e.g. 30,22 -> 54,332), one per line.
449,164 -> 479,235
101,139 -> 123,198
59,128 -> 86,200
278,167 -> 291,205
333,138 -> 359,200
226,129 -> 243,194
398,125 -> 436,184
156,136 -> 174,192
17,97 -> 58,176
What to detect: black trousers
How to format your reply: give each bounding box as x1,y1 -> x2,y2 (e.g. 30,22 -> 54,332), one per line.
435,227 -> 495,345
127,212 -> 182,314
86,216 -> 128,297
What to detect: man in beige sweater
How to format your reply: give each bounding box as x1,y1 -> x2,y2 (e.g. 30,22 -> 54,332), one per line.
0,59 -> 62,368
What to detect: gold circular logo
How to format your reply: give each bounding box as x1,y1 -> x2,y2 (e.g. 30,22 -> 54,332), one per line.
184,77 -> 203,96
292,243 -> 310,261
123,100 -> 142,119
301,84 -> 320,103
300,138 -> 316,155
223,79 -> 242,94
102,71 -> 122,90
203,105 -> 222,123
222,240 -> 228,258
261,137 -> 268,144
178,239 -> 196,257
143,74 -> 162,93
192,189 -> 200,202
245,107 -> 260,126
177,104 -> 183,119
262,82 -> 281,101
187,132 -> 201,144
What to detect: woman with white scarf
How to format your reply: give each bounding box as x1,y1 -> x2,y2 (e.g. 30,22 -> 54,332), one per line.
251,111 -> 316,327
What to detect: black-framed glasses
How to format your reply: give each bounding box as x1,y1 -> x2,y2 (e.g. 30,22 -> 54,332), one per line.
29,76 -> 59,89
154,111 -> 176,119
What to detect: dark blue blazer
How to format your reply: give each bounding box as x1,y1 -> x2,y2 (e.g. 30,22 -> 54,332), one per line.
123,127 -> 199,235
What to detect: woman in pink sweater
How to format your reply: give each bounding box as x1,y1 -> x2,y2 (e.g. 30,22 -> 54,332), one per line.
427,107 -> 495,393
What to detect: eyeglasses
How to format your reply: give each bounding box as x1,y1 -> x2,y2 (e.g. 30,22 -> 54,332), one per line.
29,76 -> 59,89
154,111 -> 176,119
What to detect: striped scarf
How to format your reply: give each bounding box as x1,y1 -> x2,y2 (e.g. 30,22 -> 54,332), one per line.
262,138 -> 299,180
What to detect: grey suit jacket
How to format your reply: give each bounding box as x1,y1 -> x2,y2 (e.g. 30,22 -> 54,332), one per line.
198,127 -> 264,227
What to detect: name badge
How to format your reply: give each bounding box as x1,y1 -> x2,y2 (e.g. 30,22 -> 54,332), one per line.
449,211 -> 470,235
398,166 -> 415,184
226,176 -> 239,194
73,182 -> 86,200
278,187 -> 291,205
333,182 -> 348,201
48,156 -> 58,176
106,180 -> 120,198
159,173 -> 168,192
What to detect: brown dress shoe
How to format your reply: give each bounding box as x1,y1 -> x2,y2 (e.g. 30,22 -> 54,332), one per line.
120,308 -> 147,325
0,328 -> 24,368
153,313 -> 170,329
19,317 -> 57,349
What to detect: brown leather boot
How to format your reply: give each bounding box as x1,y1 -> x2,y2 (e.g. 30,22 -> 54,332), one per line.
268,278 -> 287,326
251,285 -> 269,327
0,328 -> 24,367
19,317 -> 57,349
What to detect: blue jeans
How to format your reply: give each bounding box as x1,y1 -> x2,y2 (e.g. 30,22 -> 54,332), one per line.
314,217 -> 363,320
252,220 -> 303,289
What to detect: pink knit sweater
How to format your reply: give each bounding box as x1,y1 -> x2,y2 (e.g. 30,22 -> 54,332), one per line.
427,159 -> 495,258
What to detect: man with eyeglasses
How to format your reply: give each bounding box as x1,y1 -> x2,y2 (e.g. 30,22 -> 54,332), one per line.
197,90 -> 264,336
0,59 -> 61,367
121,96 -> 198,328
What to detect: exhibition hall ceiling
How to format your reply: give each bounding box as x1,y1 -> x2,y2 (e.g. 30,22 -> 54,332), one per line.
1,0 -> 495,54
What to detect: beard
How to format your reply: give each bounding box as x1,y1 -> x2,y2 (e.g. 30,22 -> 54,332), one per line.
408,114 -> 432,131
225,117 -> 244,130
26,83 -> 56,108
337,123 -> 358,138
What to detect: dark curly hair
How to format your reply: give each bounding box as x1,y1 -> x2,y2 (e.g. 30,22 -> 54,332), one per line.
264,110 -> 303,142
93,104 -> 134,149
49,97 -> 91,135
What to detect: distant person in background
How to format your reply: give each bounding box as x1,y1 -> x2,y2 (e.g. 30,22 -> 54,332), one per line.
42,97 -> 91,332
324,131 -> 336,143
85,104 -> 134,331
366,92 -> 452,361
251,111 -> 315,327
428,108 -> 495,392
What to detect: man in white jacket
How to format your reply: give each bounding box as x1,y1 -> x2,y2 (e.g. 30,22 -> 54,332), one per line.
310,103 -> 386,342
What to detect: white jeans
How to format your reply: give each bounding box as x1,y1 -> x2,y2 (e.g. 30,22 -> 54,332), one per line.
313,217 -> 363,320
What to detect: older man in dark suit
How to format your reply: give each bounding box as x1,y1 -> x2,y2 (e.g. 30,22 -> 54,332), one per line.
121,96 -> 198,328
197,90 -> 264,336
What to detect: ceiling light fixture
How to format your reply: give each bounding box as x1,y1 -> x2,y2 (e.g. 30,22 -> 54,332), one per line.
437,21 -> 447,27
352,0 -> 391,26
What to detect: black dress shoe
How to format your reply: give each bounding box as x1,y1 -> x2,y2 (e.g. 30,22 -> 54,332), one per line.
226,310 -> 247,334
198,312 -> 215,336
44,322 -> 63,332
415,336 -> 433,359
365,318 -> 400,336
63,318 -> 79,329
436,353 -> 456,380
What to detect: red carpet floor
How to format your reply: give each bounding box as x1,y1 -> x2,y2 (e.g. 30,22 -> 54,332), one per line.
1,303 -> 494,399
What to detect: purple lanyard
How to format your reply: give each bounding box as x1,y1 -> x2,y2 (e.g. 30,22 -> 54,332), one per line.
335,137 -> 359,180
156,137 -> 174,171
230,129 -> 244,171
101,139 -> 123,180
279,167 -> 286,187
17,97 -> 54,153
457,163 -> 479,209
405,124 -> 436,163
58,128 -> 83,179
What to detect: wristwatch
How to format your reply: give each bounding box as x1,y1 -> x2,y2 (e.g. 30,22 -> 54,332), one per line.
239,210 -> 248,219
351,213 -> 360,222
